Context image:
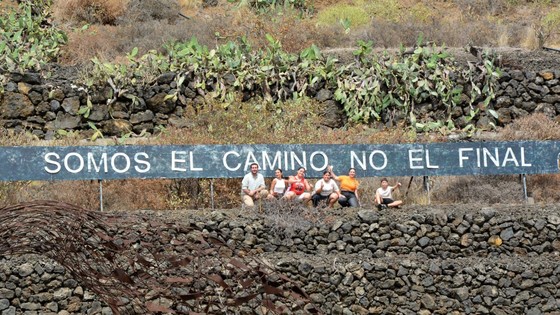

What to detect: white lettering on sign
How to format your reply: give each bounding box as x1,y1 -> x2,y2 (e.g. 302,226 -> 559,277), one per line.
134,153 -> 151,173
224,150 -> 328,172
262,151 -> 282,171
290,151 -> 306,170
35,143 -> 545,180
171,151 -> 203,172
223,151 -> 241,171
110,152 -> 130,173
64,152 -> 84,173
408,149 -> 439,169
459,147 -> 532,168
309,151 -> 328,171
350,150 -> 387,170
243,151 -> 259,171
44,152 -> 61,173
44,151 -> 151,174
88,152 -> 108,172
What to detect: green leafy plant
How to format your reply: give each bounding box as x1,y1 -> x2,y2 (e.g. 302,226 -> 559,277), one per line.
535,6 -> 560,48
80,34 -> 500,135
0,0 -> 67,72
315,4 -> 369,29
229,0 -> 312,16
78,96 -> 93,118
88,122 -> 104,141
332,38 -> 501,132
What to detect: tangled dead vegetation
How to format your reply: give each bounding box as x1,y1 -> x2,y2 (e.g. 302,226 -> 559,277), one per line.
0,200 -> 319,314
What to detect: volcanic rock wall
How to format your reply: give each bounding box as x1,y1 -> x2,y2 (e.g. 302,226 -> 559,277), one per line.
1,204 -> 559,314
0,68 -> 559,139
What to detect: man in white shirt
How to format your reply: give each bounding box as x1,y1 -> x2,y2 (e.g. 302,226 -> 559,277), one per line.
241,163 -> 268,208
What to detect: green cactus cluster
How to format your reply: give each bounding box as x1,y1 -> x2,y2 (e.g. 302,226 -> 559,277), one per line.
0,0 -> 67,73
82,35 -> 500,133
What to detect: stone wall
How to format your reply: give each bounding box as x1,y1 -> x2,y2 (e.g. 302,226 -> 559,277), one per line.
0,256 -> 110,315
0,67 -> 559,139
1,205 -> 559,314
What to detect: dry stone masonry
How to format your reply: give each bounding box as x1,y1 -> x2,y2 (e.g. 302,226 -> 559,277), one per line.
1,204 -> 560,314
0,67 -> 559,139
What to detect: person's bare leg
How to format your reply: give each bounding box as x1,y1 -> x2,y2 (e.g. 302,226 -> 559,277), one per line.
388,200 -> 402,207
284,191 -> 296,201
328,194 -> 337,208
302,193 -> 312,206
375,193 -> 382,206
243,195 -> 255,207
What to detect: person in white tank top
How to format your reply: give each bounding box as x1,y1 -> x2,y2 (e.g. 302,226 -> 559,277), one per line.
267,168 -> 288,199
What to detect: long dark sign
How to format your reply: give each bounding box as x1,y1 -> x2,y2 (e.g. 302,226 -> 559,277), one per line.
1,141 -> 559,181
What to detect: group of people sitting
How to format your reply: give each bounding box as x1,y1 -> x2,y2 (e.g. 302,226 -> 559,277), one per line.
241,163 -> 403,210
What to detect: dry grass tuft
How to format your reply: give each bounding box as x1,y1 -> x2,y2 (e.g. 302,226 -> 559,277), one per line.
431,175 -> 524,205
52,0 -> 128,24
497,113 -> 560,141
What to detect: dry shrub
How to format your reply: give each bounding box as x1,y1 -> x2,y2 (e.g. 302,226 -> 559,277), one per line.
61,24 -> 124,64
313,0 -> 354,11
116,0 -> 183,24
179,0 -> 202,11
351,125 -> 418,145
0,128 -> 38,146
0,181 -> 30,207
169,178 -> 241,210
167,178 -> 204,209
312,24 -> 354,50
52,0 -> 128,24
430,175 -> 524,205
521,25 -> 541,50
14,180 -> 100,209
362,15 -> 500,48
204,178 -> 242,209
155,98 -> 328,145
100,179 -> 170,211
526,173 -> 560,203
496,113 -> 560,204
0,0 -> 18,15
497,113 -> 560,140
207,7 -> 316,53
62,18 -> 216,64
268,15 -> 317,53
497,23 -> 528,47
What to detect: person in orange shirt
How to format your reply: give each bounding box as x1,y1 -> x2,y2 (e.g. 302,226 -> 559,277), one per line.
328,165 -> 360,207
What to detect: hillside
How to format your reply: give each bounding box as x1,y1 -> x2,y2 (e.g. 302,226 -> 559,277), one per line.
2,0 -> 560,65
